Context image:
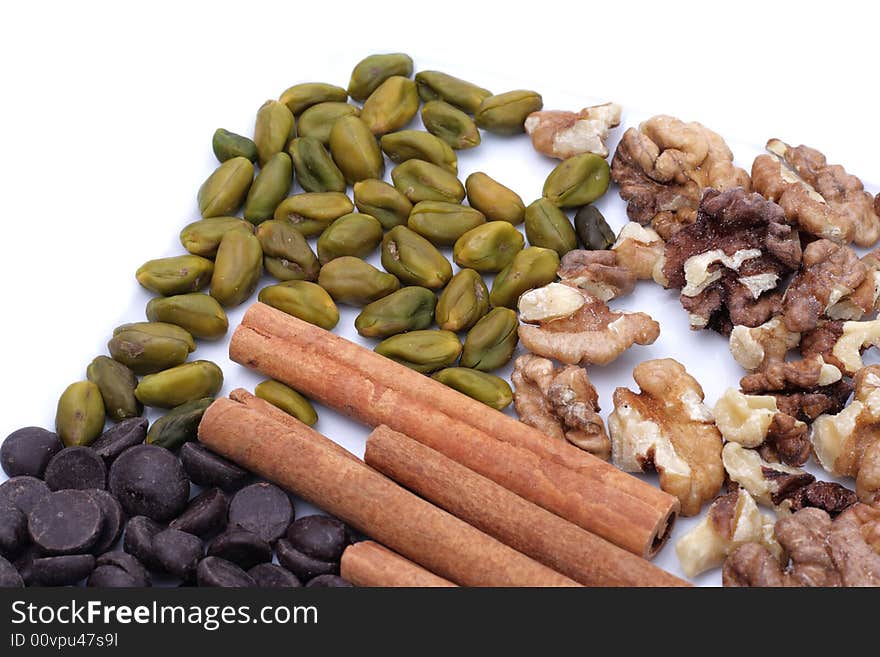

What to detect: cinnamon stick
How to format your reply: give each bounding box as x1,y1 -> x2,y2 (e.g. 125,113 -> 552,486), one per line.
341,541 -> 456,588
230,302 -> 678,557
365,425 -> 687,587
198,392 -> 579,587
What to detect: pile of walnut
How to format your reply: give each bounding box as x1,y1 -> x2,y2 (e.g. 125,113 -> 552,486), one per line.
514,111 -> 880,585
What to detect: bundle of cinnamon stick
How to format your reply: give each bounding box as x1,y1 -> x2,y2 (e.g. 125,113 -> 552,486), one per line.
229,302 -> 679,557
200,389 -> 686,586
196,302 -> 692,586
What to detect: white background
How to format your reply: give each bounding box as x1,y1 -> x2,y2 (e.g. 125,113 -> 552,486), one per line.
1,0 -> 877,586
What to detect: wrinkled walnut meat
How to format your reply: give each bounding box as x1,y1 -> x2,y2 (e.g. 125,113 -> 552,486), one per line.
729,317 -> 800,371
524,102 -> 621,159
611,222 -> 665,280
721,441 -> 856,516
511,354 -> 610,459
781,239 -> 867,333
801,319 -> 880,376
660,187 -> 802,334
557,250 -> 636,301
786,481 -> 859,517
811,365 -> 880,503
735,357 -> 847,464
518,285 -> 660,366
610,115 -> 751,239
721,442 -> 814,509
827,249 -> 880,321
752,139 -> 880,246
675,488 -> 780,577
712,388 -> 810,465
608,358 -> 723,516
722,501 -> 880,587
739,356 -> 842,393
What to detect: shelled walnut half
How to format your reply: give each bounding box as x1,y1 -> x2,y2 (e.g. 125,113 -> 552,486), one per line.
721,442 -> 814,509
723,501 -> 880,587
811,365 -> 880,503
660,187 -> 802,334
826,249 -> 880,321
511,354 -> 610,459
781,239 -> 867,333
524,102 -> 621,159
557,250 -> 635,302
739,354 -> 849,420
610,115 -> 751,239
751,139 -> 880,246
608,358 -> 723,516
801,319 -> 880,376
729,317 -> 800,372
722,442 -> 858,516
610,222 -> 665,281
713,387 -> 812,466
517,284 -> 660,366
675,488 -> 780,578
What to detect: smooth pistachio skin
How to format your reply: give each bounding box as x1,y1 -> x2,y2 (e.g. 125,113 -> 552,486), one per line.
435,268 -> 490,332
56,381 -> 106,447
353,179 -> 412,230
329,115 -> 385,184
415,71 -> 492,114
475,90 -> 543,135
381,226 -> 452,290
432,368 -> 513,411
254,99 -> 295,166
355,286 -> 436,338
256,219 -> 320,282
243,152 -> 293,224
524,198 -> 578,257
452,221 -> 525,273
317,213 -> 383,264
180,217 -> 253,258
380,130 -> 457,173
542,153 -> 611,208
360,76 -> 420,136
465,172 -> 525,225
108,322 -> 195,375
296,102 -> 361,145
212,129 -> 258,163
273,192 -> 354,237
254,380 -> 318,426
374,330 -> 462,374
210,230 -> 263,308
135,360 -> 223,409
258,281 -> 340,331
279,82 -> 348,115
146,293 -> 229,340
288,137 -> 345,193
489,246 -> 560,309
460,308 -> 519,372
318,256 -> 401,306
574,205 -> 615,250
87,356 -> 142,422
390,159 -> 465,204
146,398 -> 213,450
198,157 -> 254,218
347,53 -> 414,102
420,101 -> 481,150
407,201 -> 485,247
136,255 -> 214,296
